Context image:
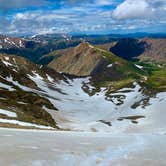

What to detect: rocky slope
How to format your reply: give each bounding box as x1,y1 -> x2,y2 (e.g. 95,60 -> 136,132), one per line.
0,35 -> 27,49
139,38 -> 166,62
48,42 -> 143,79
0,53 -> 67,129
48,42 -> 107,76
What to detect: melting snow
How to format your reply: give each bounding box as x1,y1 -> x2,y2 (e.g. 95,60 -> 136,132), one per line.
4,57 -> 9,61
2,61 -> 13,67
0,119 -> 53,129
3,72 -> 166,133
107,64 -> 113,68
0,82 -> 15,91
0,109 -> 17,117
46,74 -> 54,83
25,73 -> 146,131
135,64 -> 143,69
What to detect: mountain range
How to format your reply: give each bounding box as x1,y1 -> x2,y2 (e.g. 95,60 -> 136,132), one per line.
0,34 -> 166,64
0,33 -> 165,130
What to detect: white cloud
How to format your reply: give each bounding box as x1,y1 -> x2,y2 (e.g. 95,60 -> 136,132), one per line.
0,0 -> 165,35
15,12 -> 72,21
112,0 -> 166,20
112,0 -> 153,19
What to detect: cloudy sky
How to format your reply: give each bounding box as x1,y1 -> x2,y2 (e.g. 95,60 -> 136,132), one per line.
0,0 -> 165,35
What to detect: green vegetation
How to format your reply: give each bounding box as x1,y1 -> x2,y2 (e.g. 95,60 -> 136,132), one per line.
96,46 -> 146,77
146,68 -> 166,91
92,55 -> 166,95
90,46 -> 147,93
133,61 -> 166,91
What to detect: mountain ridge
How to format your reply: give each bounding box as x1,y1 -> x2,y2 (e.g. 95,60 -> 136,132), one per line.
48,42 -> 143,80
0,34 -> 165,64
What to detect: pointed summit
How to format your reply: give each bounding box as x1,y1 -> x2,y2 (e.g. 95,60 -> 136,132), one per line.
48,43 -> 142,79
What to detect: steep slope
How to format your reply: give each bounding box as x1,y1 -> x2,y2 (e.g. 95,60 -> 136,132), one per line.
40,42 -> 117,65
39,46 -> 74,65
139,38 -> 166,62
48,42 -> 105,76
48,42 -> 143,79
0,53 -> 67,129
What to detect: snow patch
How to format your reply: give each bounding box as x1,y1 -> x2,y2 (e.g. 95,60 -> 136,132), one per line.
107,64 -> 113,68
135,64 -> 143,69
0,119 -> 53,129
46,74 -> 54,83
0,82 -> 15,91
2,61 -> 13,67
0,109 -> 17,117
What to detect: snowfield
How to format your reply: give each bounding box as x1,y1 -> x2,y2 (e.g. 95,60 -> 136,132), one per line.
25,72 -> 166,133
0,69 -> 166,165
2,72 -> 166,133
0,128 -> 166,166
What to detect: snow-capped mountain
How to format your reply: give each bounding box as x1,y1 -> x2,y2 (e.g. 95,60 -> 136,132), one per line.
0,35 -> 26,49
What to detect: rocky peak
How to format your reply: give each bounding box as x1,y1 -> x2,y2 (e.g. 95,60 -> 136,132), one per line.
48,42 -> 106,76
48,43 -> 142,80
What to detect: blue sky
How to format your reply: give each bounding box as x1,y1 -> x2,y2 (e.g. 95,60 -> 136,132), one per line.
0,0 -> 165,35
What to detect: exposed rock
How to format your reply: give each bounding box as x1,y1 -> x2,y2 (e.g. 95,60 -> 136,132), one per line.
48,42 -> 142,79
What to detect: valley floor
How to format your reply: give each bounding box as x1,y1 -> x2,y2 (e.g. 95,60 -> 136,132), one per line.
0,128 -> 166,166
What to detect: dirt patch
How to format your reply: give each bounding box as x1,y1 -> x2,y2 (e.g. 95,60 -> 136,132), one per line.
98,120 -> 112,126
117,115 -> 145,124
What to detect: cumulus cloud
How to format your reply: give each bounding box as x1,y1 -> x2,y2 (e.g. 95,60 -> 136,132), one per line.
112,0 -> 153,19
10,10 -> 74,35
112,0 -> 166,20
0,7 -> 113,35
0,0 -> 165,35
